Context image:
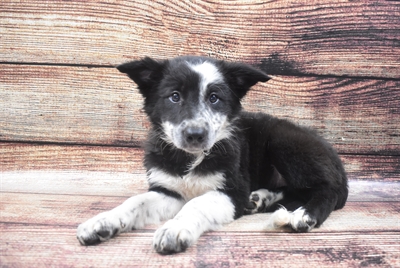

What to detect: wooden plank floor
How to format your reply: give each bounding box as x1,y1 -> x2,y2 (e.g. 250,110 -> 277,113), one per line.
1,144 -> 399,267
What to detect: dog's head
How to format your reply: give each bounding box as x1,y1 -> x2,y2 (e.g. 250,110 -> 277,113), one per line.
117,56 -> 270,155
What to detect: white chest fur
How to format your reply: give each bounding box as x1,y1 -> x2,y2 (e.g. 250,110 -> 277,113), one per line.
147,168 -> 226,201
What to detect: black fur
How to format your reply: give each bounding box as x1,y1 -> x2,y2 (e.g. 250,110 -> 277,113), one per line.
117,56 -> 348,231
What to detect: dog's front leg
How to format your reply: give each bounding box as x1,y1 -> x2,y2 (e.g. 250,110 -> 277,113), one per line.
153,191 -> 235,254
77,191 -> 184,245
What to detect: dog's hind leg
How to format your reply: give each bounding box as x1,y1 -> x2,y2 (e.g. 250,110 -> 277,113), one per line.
244,189 -> 284,215
267,188 -> 338,232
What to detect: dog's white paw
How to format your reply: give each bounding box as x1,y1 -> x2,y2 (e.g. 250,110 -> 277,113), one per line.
244,189 -> 283,214
268,207 -> 317,232
77,211 -> 129,245
153,219 -> 195,254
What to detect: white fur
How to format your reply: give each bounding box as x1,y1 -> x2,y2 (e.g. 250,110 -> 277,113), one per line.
161,113 -> 231,155
187,61 -> 224,92
153,190 -> 235,253
77,191 -> 184,245
147,167 -> 226,201
161,61 -> 233,155
247,189 -> 284,214
267,206 -> 316,232
189,61 -> 230,145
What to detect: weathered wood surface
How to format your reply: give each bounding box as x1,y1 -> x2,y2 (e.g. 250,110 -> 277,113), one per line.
1,144 -> 399,266
1,177 -> 400,231
1,168 -> 399,267
1,0 -> 399,266
2,225 -> 398,268
1,143 -> 399,182
1,65 -> 399,155
1,0 -> 399,78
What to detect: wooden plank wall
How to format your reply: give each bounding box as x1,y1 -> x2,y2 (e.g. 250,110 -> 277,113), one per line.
1,0 -> 400,267
1,0 -> 399,182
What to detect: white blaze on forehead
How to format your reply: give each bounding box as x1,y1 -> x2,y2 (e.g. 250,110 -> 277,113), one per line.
187,61 -> 223,94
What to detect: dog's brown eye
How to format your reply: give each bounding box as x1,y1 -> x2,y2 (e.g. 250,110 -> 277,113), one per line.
169,92 -> 181,103
209,94 -> 219,104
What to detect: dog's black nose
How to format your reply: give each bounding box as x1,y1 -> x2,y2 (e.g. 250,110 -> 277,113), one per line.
184,127 -> 206,145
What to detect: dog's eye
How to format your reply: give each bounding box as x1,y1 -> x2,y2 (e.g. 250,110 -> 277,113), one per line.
209,94 -> 219,104
169,92 -> 181,103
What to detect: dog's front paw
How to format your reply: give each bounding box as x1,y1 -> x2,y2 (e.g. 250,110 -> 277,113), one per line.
244,189 -> 283,214
77,211 -> 127,245
153,219 -> 195,254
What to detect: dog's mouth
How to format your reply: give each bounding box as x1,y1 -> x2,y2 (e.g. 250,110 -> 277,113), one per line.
178,141 -> 213,155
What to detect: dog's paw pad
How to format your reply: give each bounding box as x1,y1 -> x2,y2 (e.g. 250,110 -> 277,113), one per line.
77,212 -> 124,246
153,220 -> 195,254
244,189 -> 283,214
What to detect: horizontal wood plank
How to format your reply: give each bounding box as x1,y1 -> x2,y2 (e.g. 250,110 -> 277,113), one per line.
0,143 -> 143,173
342,154 -> 400,182
1,225 -> 399,267
1,170 -> 399,266
1,143 -> 399,181
1,158 -> 399,198
1,0 -> 399,78
1,65 -> 399,155
1,192 -> 399,232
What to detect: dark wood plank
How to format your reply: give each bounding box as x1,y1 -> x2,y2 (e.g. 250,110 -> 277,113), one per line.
0,143 -> 144,173
1,66 -> 399,154
1,0 -> 399,78
244,77 -> 400,155
341,155 -> 400,182
1,144 -> 399,182
1,225 -> 399,267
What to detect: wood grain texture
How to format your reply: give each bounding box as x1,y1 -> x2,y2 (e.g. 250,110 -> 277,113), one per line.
1,1 -> 399,266
1,225 -> 398,267
1,143 -> 400,182
342,154 -> 400,182
1,182 -> 399,266
0,143 -> 144,173
2,192 -> 399,232
1,65 -> 399,155
1,0 -> 399,78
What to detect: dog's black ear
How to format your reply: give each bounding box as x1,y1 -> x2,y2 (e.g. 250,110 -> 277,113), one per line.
117,57 -> 164,98
221,62 -> 271,99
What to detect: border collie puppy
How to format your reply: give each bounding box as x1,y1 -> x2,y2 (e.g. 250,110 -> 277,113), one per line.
77,56 -> 348,254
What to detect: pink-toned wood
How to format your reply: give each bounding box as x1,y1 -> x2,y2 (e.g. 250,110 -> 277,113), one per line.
1,0 -> 399,78
1,66 -> 398,155
1,143 -> 399,182
0,143 -> 144,173
1,147 -> 398,267
1,225 -> 399,267
1,192 -> 399,232
1,0 -> 399,266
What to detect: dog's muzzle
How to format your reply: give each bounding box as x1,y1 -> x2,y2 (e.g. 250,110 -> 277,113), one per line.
183,126 -> 208,150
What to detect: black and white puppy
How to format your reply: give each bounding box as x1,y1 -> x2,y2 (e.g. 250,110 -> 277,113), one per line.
77,56 -> 348,254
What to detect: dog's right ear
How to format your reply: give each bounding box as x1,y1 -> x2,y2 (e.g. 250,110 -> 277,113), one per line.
117,57 -> 164,98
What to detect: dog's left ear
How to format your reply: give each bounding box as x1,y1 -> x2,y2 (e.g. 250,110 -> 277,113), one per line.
221,62 -> 271,99
116,57 -> 165,98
